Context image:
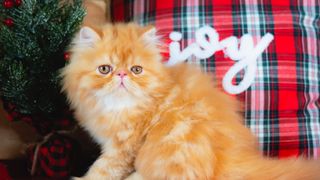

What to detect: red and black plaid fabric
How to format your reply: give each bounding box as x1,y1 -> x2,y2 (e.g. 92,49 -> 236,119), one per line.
0,163 -> 12,180
27,133 -> 79,178
111,0 -> 320,158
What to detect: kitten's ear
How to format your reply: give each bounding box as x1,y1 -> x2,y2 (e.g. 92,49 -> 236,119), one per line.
76,26 -> 101,47
141,26 -> 159,47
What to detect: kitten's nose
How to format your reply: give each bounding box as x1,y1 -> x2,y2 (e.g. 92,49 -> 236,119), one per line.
117,70 -> 127,78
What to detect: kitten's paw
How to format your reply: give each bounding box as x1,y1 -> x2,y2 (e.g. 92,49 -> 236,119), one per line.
125,172 -> 143,180
71,177 -> 84,180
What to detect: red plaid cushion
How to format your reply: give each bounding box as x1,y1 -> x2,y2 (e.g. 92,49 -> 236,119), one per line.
111,0 -> 320,158
0,163 -> 11,180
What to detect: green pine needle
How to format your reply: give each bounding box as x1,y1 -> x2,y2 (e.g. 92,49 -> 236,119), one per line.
0,0 -> 86,115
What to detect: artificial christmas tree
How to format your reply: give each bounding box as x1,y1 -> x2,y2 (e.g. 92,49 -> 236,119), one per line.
0,0 -> 85,121
0,0 -> 86,178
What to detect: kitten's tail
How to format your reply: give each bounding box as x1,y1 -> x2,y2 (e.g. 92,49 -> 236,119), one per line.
229,156 -> 320,180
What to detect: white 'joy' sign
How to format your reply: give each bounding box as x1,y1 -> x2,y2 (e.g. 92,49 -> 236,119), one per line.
167,26 -> 274,94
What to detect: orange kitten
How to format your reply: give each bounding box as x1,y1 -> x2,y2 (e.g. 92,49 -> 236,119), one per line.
61,23 -> 320,180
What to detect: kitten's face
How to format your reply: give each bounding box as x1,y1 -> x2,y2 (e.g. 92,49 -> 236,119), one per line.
62,24 -> 168,112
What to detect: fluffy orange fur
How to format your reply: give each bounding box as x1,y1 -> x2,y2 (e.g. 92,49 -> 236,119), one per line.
61,23 -> 320,180
82,0 -> 110,27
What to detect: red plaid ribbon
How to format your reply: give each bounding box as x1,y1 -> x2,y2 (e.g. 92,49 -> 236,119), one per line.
27,133 -> 78,178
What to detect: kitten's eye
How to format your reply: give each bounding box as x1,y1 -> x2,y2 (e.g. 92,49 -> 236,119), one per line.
97,65 -> 112,75
131,65 -> 143,74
